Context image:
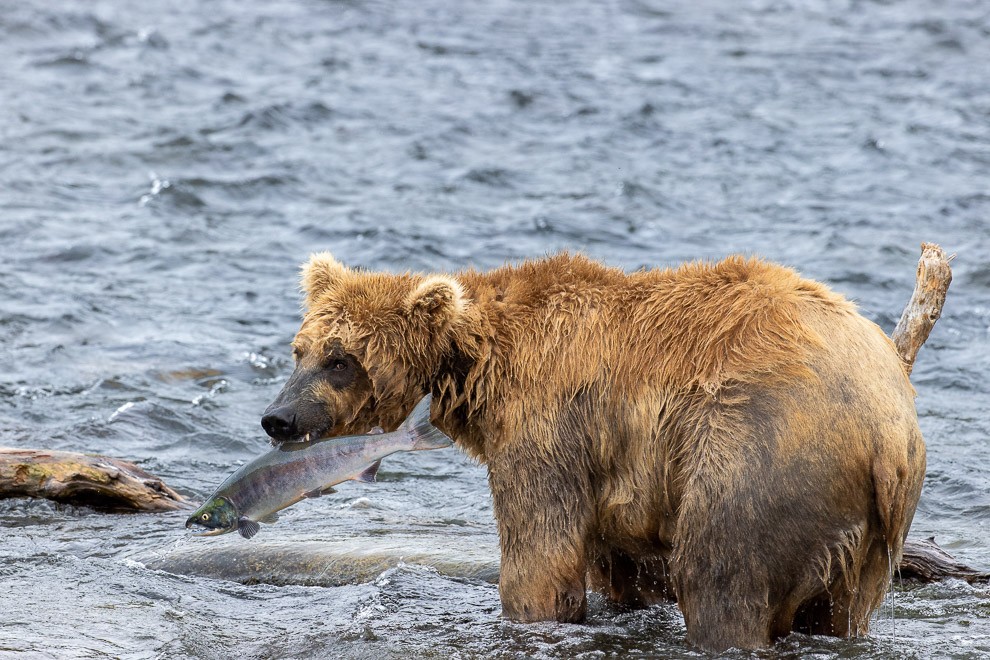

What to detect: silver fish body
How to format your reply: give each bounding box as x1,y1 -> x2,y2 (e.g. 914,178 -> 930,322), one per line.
186,394 -> 451,539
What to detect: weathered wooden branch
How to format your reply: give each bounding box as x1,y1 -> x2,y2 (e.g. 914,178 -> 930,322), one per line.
886,243 -> 987,584
0,448 -> 188,512
892,242 -> 953,375
900,538 -> 990,584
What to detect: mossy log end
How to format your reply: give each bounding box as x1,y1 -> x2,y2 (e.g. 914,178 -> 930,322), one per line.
0,447 -> 189,512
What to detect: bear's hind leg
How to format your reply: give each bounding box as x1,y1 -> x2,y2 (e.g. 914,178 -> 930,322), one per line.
670,469 -> 849,650
793,534 -> 896,637
677,588 -> 781,651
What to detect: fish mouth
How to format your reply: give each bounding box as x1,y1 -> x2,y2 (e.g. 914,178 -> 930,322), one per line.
186,525 -> 234,537
185,517 -> 236,537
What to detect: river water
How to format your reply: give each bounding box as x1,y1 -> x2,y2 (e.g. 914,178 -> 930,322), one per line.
1,0 -> 988,657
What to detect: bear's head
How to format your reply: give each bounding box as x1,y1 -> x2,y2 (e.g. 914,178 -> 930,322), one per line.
260,253 -> 467,443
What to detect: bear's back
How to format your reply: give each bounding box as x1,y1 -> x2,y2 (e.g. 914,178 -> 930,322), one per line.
462,253 -> 868,394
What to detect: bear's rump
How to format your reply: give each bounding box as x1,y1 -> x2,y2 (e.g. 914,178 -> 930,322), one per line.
590,313 -> 922,598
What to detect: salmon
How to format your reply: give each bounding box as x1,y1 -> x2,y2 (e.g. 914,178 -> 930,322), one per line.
185,395 -> 451,539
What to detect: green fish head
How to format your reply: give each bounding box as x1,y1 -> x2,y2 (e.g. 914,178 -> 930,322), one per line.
186,496 -> 238,536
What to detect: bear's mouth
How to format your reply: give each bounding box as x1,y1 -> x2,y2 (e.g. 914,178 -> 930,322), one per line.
269,421 -> 333,447
301,427 -> 332,443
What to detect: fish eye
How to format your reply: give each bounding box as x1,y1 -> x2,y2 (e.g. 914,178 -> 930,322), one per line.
201,513 -> 211,521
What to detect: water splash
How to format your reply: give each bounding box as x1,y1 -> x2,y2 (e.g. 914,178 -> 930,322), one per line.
191,379 -> 227,406
108,401 -> 135,422
138,172 -> 171,207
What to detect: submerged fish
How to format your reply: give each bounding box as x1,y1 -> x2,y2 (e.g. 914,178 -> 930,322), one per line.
185,394 -> 452,539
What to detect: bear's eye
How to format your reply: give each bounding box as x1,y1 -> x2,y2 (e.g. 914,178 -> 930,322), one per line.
324,354 -> 358,389
292,347 -> 303,361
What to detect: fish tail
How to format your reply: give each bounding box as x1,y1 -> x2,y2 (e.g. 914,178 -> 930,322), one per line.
399,394 -> 454,450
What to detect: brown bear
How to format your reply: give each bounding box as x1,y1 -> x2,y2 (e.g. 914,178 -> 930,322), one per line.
261,252 -> 926,652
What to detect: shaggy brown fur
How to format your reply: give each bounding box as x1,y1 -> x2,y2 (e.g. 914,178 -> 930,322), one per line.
263,252 -> 926,652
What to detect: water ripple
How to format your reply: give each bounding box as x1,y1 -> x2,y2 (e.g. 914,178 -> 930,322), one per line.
0,0 -> 988,656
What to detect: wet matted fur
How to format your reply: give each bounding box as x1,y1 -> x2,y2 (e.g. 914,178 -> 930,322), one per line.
265,252 -> 925,652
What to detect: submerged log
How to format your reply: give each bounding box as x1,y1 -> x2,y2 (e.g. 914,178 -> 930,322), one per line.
145,534 -> 501,587
150,535 -> 982,589
0,448 -> 188,512
900,538 -> 990,584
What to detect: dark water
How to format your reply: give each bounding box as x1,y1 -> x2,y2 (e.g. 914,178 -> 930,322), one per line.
1,0 -> 988,657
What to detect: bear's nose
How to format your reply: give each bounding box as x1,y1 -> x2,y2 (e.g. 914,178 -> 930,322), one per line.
261,406 -> 297,442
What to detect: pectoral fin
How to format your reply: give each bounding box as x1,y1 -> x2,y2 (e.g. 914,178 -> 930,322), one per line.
237,517 -> 260,539
354,459 -> 381,484
367,426 -> 385,435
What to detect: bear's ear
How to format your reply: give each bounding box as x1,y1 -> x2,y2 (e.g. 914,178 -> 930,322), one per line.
300,252 -> 349,307
405,275 -> 466,328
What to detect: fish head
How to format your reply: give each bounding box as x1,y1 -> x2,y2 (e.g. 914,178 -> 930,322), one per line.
185,496 -> 239,536
261,255 -> 467,445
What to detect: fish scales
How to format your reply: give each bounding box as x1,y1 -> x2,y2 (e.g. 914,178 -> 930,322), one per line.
234,432 -> 401,518
186,394 -> 452,538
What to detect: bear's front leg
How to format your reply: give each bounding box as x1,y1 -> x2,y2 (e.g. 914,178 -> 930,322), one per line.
487,446 -> 594,624
500,547 -> 588,623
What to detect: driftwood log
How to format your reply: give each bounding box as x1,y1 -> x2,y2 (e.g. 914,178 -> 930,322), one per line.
900,537 -> 990,584
885,244 -> 983,584
0,448 -> 188,512
892,242 -> 953,375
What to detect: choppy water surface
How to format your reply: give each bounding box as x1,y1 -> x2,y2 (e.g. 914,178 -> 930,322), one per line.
1,0 -> 988,657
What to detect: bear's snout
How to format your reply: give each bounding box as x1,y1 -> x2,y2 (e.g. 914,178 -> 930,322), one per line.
261,405 -> 298,443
